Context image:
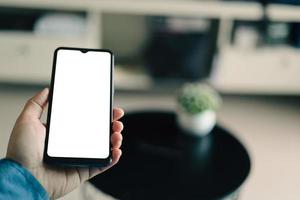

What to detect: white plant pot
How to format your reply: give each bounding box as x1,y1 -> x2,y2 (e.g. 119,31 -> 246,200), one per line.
176,109 -> 216,137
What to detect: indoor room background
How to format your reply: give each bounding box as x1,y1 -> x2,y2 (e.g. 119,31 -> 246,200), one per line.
0,0 -> 300,200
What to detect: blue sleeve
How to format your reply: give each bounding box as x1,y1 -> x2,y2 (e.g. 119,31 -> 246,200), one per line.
0,159 -> 49,200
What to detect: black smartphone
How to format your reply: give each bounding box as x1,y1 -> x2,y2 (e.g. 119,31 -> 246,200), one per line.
44,47 -> 113,167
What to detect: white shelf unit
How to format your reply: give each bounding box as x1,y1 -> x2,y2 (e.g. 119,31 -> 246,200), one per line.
213,4 -> 300,95
0,32 -> 89,83
0,9 -> 101,84
0,0 -> 300,94
0,0 -> 263,19
211,46 -> 300,94
267,4 -> 300,22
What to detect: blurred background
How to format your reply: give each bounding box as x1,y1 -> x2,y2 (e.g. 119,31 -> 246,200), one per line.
0,0 -> 300,199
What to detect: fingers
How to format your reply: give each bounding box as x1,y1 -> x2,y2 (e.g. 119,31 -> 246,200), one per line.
113,108 -> 124,121
112,121 -> 123,132
87,124 -> 123,179
20,88 -> 49,120
111,132 -> 122,149
87,148 -> 122,178
111,148 -> 122,165
79,107 -> 125,180
112,108 -> 124,133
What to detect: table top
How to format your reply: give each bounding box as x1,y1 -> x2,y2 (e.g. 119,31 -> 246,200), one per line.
90,111 -> 251,200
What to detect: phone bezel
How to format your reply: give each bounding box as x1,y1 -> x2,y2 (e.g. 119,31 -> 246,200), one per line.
43,47 -> 114,167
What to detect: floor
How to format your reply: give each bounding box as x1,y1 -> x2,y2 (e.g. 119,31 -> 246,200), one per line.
1,86 -> 300,200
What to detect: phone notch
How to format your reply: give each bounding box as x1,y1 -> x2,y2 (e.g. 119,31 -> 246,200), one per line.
80,49 -> 88,53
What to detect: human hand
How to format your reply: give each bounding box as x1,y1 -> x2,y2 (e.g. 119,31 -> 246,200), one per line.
6,88 -> 124,199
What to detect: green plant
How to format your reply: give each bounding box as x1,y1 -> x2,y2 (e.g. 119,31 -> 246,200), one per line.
177,83 -> 222,114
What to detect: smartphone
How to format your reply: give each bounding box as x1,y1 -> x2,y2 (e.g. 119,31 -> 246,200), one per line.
44,47 -> 113,167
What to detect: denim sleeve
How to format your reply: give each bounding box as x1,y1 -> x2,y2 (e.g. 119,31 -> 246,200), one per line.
0,159 -> 49,200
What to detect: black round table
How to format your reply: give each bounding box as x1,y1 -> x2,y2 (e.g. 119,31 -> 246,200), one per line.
90,111 -> 251,200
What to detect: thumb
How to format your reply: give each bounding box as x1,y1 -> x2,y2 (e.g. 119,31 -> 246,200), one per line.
20,88 -> 49,120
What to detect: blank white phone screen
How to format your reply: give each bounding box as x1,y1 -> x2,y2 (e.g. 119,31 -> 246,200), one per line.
47,49 -> 111,159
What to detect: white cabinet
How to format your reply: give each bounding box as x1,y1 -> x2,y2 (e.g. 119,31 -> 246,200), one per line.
0,32 -> 96,83
0,10 -> 101,84
0,0 -> 300,94
212,47 -> 300,94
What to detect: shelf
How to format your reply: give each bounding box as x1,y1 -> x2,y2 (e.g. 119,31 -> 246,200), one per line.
1,0 -> 300,21
114,66 -> 153,90
267,4 -> 300,22
0,31 -> 97,84
211,46 -> 300,95
0,0 -> 263,20
1,0 -> 300,94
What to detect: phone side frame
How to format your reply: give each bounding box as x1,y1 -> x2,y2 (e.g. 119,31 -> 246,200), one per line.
43,47 -> 114,167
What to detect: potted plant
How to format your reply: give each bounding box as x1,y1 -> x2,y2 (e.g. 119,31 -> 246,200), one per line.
176,83 -> 222,137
